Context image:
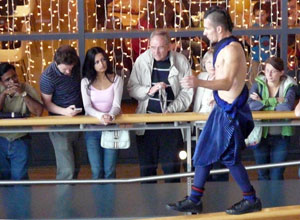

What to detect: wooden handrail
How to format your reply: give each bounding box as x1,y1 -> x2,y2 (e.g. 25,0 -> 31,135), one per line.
152,205 -> 300,220
0,111 -> 298,127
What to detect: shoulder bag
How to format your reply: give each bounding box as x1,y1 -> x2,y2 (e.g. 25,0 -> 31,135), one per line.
101,130 -> 130,149
245,124 -> 262,147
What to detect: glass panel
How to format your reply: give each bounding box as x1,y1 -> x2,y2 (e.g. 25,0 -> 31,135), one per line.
0,39 -> 78,93
86,36 -> 208,76
0,0 -> 298,183
84,0 -> 283,32
0,0 -> 78,33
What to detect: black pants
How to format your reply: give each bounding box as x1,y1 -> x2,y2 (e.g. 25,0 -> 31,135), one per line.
136,129 -> 183,183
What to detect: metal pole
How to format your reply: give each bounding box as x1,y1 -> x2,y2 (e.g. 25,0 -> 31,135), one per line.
186,125 -> 192,195
1,160 -> 299,185
281,0 -> 288,73
77,0 -> 86,68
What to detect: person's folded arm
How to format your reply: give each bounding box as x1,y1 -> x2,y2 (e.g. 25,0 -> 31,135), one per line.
276,85 -> 296,111
248,82 -> 264,111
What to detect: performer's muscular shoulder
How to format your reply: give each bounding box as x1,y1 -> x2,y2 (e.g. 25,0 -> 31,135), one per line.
217,43 -> 240,64
223,42 -> 242,59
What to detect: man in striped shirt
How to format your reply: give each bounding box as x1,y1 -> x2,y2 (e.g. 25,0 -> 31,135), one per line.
128,30 -> 193,183
40,45 -> 83,180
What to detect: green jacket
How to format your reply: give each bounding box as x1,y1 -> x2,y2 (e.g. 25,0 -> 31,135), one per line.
254,74 -> 296,138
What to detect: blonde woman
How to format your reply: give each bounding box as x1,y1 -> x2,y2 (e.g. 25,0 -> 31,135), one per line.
193,50 -> 215,114
193,50 -> 228,181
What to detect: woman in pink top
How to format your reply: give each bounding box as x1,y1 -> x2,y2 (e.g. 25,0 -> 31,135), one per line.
81,47 -> 124,179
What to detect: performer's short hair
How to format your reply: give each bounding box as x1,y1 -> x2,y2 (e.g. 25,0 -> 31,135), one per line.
204,6 -> 234,32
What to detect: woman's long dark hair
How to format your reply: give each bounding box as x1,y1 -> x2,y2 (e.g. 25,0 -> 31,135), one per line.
82,47 -> 114,89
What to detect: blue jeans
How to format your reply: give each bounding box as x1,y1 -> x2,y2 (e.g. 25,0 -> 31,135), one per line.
85,131 -> 118,179
253,135 -> 289,180
0,136 -> 29,180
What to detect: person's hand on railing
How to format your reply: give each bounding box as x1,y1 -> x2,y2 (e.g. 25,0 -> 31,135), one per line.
101,113 -> 113,125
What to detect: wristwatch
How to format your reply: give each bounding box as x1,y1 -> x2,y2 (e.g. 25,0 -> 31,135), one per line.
21,91 -> 27,97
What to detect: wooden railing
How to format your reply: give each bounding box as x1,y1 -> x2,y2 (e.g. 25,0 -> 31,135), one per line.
152,205 -> 300,220
0,111 -> 298,127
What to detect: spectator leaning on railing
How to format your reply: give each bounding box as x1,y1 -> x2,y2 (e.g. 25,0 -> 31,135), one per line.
0,63 -> 43,180
40,45 -> 83,180
128,30 -> 193,183
192,49 -> 229,182
248,57 -> 297,180
81,47 -> 124,179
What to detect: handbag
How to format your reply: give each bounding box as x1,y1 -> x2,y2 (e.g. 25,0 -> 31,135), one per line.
245,125 -> 262,147
101,130 -> 130,149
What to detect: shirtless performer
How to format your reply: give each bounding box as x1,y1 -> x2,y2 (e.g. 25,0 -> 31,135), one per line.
167,6 -> 262,215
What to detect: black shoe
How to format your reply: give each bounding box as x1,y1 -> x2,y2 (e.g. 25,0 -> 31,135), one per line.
166,197 -> 203,213
226,198 -> 262,215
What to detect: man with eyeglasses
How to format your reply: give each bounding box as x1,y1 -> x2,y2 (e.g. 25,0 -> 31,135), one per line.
128,30 -> 193,183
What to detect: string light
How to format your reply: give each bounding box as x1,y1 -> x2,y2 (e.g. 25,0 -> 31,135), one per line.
86,0 -> 282,76
0,0 -> 296,86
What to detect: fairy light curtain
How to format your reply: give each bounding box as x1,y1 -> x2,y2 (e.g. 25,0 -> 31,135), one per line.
86,0 -> 285,76
0,0 -> 298,83
37,0 -> 78,68
0,0 -> 33,83
0,0 -> 78,88
287,0 -> 300,84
